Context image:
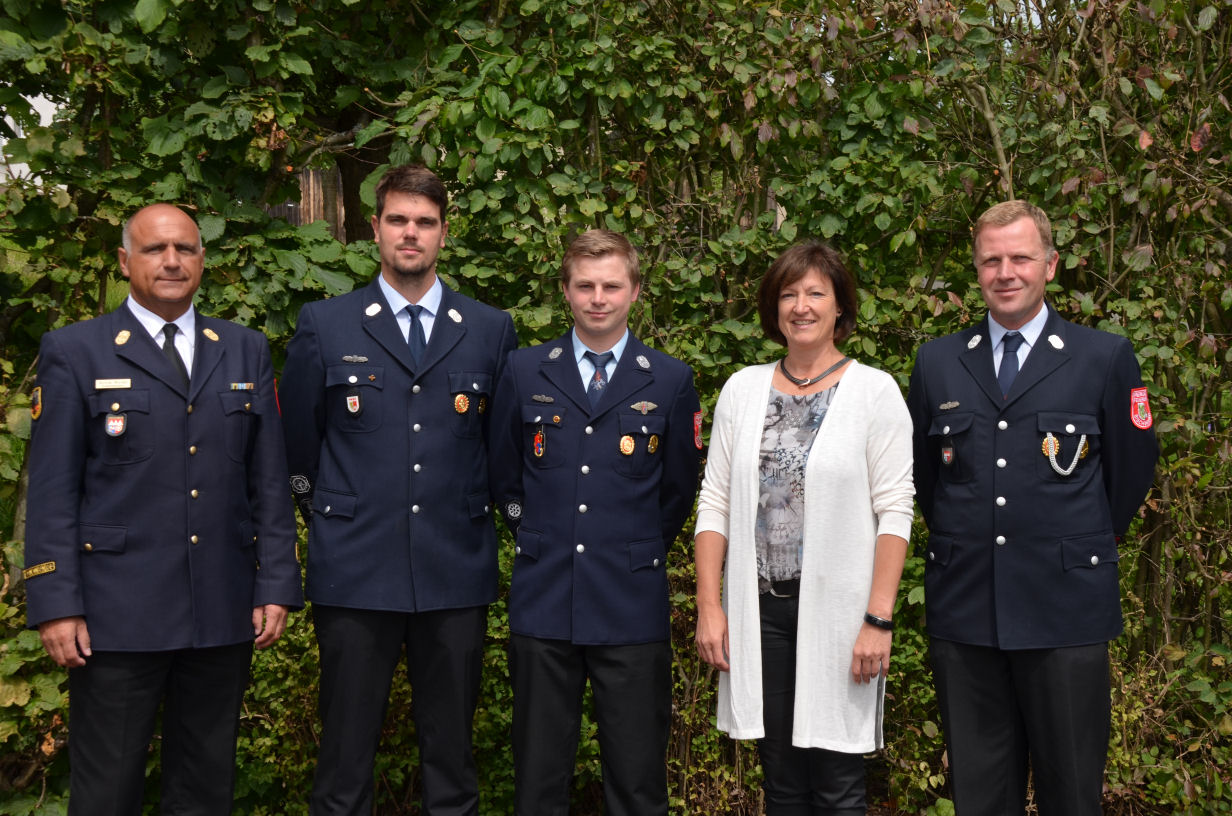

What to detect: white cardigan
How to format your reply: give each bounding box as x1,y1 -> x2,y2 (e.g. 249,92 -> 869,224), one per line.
695,361 -> 914,751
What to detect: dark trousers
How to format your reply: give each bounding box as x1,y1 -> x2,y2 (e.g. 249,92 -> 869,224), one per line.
759,593 -> 867,816
929,637 -> 1111,816
310,605 -> 488,816
509,634 -> 672,816
67,643 -> 254,816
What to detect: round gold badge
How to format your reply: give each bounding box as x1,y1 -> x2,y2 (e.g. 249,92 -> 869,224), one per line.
454,393 -> 470,414
619,435 -> 635,455
1041,436 -> 1060,457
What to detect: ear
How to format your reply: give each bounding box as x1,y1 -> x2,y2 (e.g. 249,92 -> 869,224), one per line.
118,248 -> 131,280
440,220 -> 448,246
370,213 -> 380,242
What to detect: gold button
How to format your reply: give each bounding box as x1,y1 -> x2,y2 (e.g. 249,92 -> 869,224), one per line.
190,489 -> 199,498
110,402 -> 120,412
83,542 -> 93,552
190,535 -> 199,544
186,404 -> 194,414
245,402 -> 251,411
189,446 -> 197,455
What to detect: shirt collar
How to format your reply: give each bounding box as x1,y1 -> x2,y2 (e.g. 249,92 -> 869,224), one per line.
571,328 -> 630,364
377,274 -> 443,317
126,296 -> 196,343
988,303 -> 1049,351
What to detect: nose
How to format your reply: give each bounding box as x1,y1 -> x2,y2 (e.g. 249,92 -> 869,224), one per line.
161,246 -> 181,269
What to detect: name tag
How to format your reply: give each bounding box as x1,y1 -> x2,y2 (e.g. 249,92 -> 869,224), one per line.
95,378 -> 132,389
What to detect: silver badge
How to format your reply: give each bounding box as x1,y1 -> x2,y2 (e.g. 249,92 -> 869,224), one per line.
636,355 -> 650,369
505,500 -> 522,520
365,303 -> 382,317
342,355 -> 369,363
532,394 -> 555,403
967,335 -> 982,350
290,474 -> 311,494
1048,334 -> 1064,350
548,347 -> 563,360
630,401 -> 658,414
939,401 -> 960,410
449,308 -> 462,323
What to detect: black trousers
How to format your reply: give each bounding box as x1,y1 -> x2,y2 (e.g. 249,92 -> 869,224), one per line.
759,593 -> 867,816
929,637 -> 1111,816
509,634 -> 672,816
67,643 -> 254,816
310,605 -> 488,816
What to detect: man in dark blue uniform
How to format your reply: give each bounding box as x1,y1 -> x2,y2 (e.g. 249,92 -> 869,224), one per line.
278,164 -> 516,816
23,203 -> 303,815
489,229 -> 702,816
907,200 -> 1158,815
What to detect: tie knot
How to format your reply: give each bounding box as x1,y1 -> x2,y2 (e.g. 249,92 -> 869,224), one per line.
163,323 -> 178,341
585,350 -> 614,369
1002,331 -> 1024,353
406,304 -> 423,319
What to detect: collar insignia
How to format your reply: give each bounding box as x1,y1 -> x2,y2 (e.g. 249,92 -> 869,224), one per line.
115,330 -> 131,345
548,347 -> 563,360
1048,334 -> 1064,349
636,354 -> 650,369
967,334 -> 982,350
448,308 -> 462,323
203,328 -> 220,342
365,303 -> 382,317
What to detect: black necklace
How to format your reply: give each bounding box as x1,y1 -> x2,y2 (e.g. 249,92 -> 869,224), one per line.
780,355 -> 850,387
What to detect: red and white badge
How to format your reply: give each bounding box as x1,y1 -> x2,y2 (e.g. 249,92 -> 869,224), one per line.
693,411 -> 704,450
105,413 -> 126,436
1130,387 -> 1153,430
346,394 -> 361,414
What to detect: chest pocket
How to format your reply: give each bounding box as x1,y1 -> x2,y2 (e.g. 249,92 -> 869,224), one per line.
613,413 -> 667,479
449,371 -> 492,439
326,365 -> 384,433
1036,412 -> 1100,482
927,411 -> 975,484
522,404 -> 566,469
88,390 -> 152,465
217,390 -> 260,463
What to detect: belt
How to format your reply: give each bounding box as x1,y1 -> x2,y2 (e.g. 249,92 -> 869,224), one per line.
765,579 -> 800,598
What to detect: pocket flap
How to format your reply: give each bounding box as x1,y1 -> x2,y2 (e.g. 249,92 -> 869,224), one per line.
218,390 -> 262,415
1038,412 -> 1100,435
326,365 -> 384,389
88,390 -> 150,416
924,533 -> 953,567
80,524 -> 126,554
515,528 -> 541,561
1061,532 -> 1119,570
618,413 -> 667,435
449,371 -> 493,395
522,405 -> 564,426
628,538 -> 666,571
928,412 -> 973,437
315,489 -> 357,520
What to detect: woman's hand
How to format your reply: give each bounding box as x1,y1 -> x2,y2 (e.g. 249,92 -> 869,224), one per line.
696,603 -> 731,672
851,622 -> 892,684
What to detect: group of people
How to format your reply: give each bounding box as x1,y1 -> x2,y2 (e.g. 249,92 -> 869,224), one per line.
22,161 -> 1158,816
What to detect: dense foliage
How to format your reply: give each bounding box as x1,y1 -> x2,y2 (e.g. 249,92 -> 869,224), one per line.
1,0 -> 1229,812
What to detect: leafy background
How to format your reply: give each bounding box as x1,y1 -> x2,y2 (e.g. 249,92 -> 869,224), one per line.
1,0 -> 1229,813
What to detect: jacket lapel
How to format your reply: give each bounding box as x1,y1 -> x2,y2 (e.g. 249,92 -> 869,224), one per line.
1003,307 -> 1069,407
588,337 -> 653,420
958,320 -> 1003,407
189,318 -> 225,401
359,280 -> 416,375
111,306 -> 187,394
540,336 -> 589,413
418,286 -> 466,375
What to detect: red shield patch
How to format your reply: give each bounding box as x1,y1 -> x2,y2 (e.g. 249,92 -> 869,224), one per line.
105,413 -> 126,436
346,394 -> 361,414
1130,387 -> 1153,430
693,411 -> 704,450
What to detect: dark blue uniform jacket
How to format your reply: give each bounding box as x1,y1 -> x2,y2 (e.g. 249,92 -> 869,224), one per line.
489,333 -> 701,645
24,305 -> 303,651
278,278 -> 516,612
907,307 -> 1158,650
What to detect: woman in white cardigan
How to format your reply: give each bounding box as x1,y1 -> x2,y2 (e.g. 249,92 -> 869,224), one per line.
694,242 -> 914,815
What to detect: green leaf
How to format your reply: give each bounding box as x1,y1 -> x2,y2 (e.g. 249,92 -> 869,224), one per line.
142,116 -> 187,157
134,0 -> 170,34
281,54 -> 313,76
198,215 -> 226,243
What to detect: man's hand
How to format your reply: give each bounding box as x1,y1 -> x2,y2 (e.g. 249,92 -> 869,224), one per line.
252,604 -> 289,649
39,616 -> 92,668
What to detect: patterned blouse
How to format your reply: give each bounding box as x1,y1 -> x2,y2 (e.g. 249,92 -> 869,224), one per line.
755,383 -> 838,591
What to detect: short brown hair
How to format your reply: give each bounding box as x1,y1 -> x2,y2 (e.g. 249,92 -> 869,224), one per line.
561,229 -> 641,288
972,200 -> 1055,261
757,241 -> 858,346
375,165 -> 448,223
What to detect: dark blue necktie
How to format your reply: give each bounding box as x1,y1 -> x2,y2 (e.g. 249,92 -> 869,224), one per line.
998,331 -> 1024,398
584,351 -> 614,407
162,324 -> 189,388
406,304 -> 427,366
